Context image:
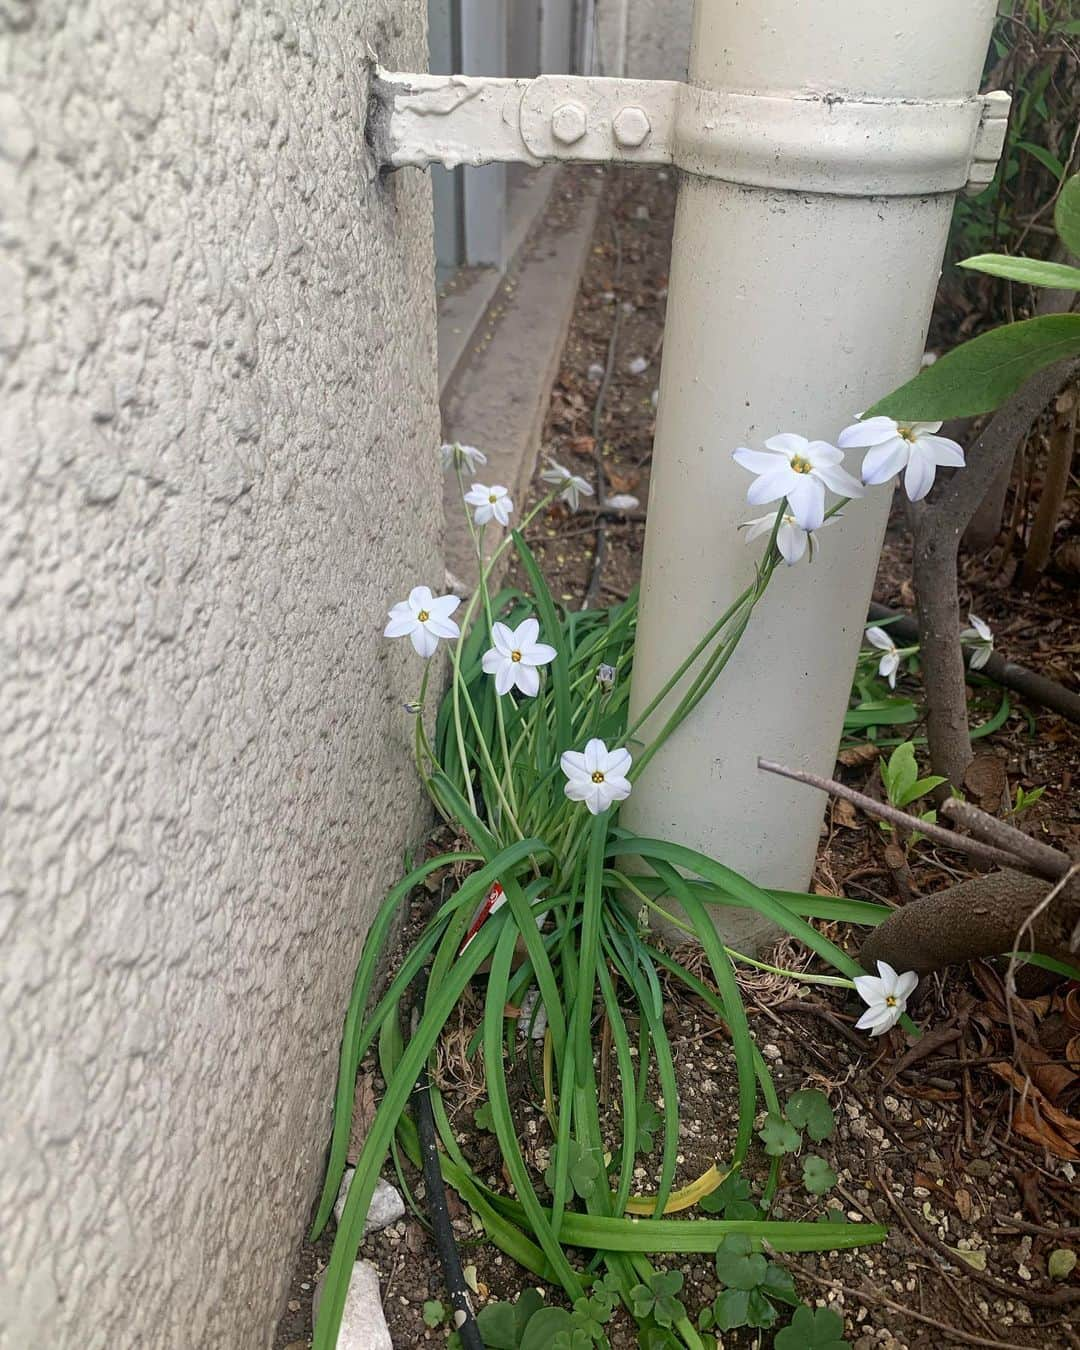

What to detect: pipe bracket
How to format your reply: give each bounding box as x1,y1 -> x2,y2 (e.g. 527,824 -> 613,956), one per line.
373,68 -> 1009,197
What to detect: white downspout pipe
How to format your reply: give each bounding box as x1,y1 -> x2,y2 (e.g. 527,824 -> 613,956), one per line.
623,0 -> 999,945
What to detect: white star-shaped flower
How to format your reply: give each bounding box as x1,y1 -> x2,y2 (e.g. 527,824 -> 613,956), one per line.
441,442 -> 487,474
864,625 -> 901,688
838,416 -> 965,503
464,482 -> 513,527
853,961 -> 918,1036
739,511 -> 839,566
540,457 -> 594,511
384,586 -> 461,659
732,434 -> 863,532
480,617 -> 557,697
560,738 -> 632,815
962,612 -> 994,670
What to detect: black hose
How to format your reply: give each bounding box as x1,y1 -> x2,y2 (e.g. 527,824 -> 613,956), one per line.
409,967 -> 485,1350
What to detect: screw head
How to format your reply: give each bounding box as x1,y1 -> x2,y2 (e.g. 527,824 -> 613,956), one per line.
612,105 -> 651,148
551,102 -> 588,145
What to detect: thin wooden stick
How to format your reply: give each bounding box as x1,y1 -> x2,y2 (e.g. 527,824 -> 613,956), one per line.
756,757 -> 1046,877
940,797 -> 1071,880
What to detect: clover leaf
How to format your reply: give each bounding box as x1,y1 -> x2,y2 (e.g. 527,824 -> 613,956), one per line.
757,1112 -> 802,1156
714,1234 -> 768,1290
802,1154 -> 838,1196
698,1169 -> 760,1219
786,1089 -> 835,1142
636,1100 -> 663,1153
571,1294 -> 610,1341
630,1270 -> 685,1329
422,1300 -> 447,1328
474,1101 -> 495,1132
544,1139 -> 600,1200
760,1263 -> 800,1307
774,1304 -> 847,1349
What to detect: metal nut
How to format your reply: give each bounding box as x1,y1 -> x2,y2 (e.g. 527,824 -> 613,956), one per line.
551,102 -> 588,145
612,105 -> 651,148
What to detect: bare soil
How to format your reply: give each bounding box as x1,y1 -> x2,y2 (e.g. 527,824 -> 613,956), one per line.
275,167 -> 1080,1350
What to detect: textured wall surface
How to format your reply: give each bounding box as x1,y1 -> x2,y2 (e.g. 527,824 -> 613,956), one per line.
0,3 -> 440,1347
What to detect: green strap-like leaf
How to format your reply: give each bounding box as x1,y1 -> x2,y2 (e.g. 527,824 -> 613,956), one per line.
868,313 -> 1080,420
959,254 -> 1080,291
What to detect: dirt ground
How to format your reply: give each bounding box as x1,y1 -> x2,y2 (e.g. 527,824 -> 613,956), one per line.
275,168 -> 1080,1350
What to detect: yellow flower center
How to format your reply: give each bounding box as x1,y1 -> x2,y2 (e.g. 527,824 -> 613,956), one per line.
591,770 -> 605,784
488,493 -> 498,503
898,426 -> 916,443
885,995 -> 897,1007
790,454 -> 813,474
417,609 -> 429,622
510,650 -> 522,663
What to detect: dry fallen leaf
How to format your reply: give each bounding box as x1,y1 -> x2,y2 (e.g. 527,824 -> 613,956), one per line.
346,1071 -> 377,1165
832,798 -> 861,830
955,1188 -> 973,1221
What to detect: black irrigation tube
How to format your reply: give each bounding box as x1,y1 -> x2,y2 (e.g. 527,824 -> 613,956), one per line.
409,966 -> 485,1350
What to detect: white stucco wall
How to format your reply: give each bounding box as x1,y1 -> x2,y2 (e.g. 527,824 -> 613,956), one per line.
0,3 -> 440,1347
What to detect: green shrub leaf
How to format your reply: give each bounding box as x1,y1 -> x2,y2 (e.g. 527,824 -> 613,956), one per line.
867,313 -> 1080,420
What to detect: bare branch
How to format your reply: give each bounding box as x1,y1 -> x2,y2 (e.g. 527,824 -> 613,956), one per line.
756,758 -> 1036,875
939,798 -> 1071,880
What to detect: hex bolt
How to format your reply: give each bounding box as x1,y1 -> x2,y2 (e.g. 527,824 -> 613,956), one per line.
551,102 -> 588,145
612,105 -> 651,148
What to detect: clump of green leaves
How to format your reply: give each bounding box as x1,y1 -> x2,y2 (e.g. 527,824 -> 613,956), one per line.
1009,783 -> 1046,817
879,741 -> 947,844
701,1235 -> 800,1333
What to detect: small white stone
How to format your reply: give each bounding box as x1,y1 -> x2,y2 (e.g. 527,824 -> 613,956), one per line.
333,1170 -> 406,1233
627,356 -> 648,375
587,362 -> 605,382
312,1261 -> 391,1350
762,1044 -> 782,1061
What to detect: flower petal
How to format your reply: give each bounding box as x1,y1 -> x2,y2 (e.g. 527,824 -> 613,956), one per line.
969,646 -> 991,670
514,617 -> 540,649
408,585 -> 434,612
893,970 -> 919,1002
425,613 -> 460,639
903,447 -> 936,502
491,622 -> 515,657
814,460 -> 865,498
786,475 -> 825,532
764,433 -> 810,456
495,660 -> 516,696
428,594 -> 462,619
410,625 -> 439,658
838,416 -> 900,449
601,746 -> 632,779
384,612 -> 417,638
583,739 -> 606,774
746,466 -> 797,507
875,960 -> 901,988
776,521 -> 807,565
860,439 -> 908,486
920,434 -> 965,468
733,447 -> 785,475
481,647 -> 501,674
522,642 -> 557,667
560,750 -> 588,779
864,627 -> 894,652
515,663 -> 540,697
853,974 -> 884,1003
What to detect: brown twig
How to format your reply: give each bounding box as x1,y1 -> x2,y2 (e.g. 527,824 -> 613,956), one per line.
940,798 -> 1072,880
781,1257 -> 1037,1350
757,758 -> 1039,876
873,1170 -> 1080,1307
